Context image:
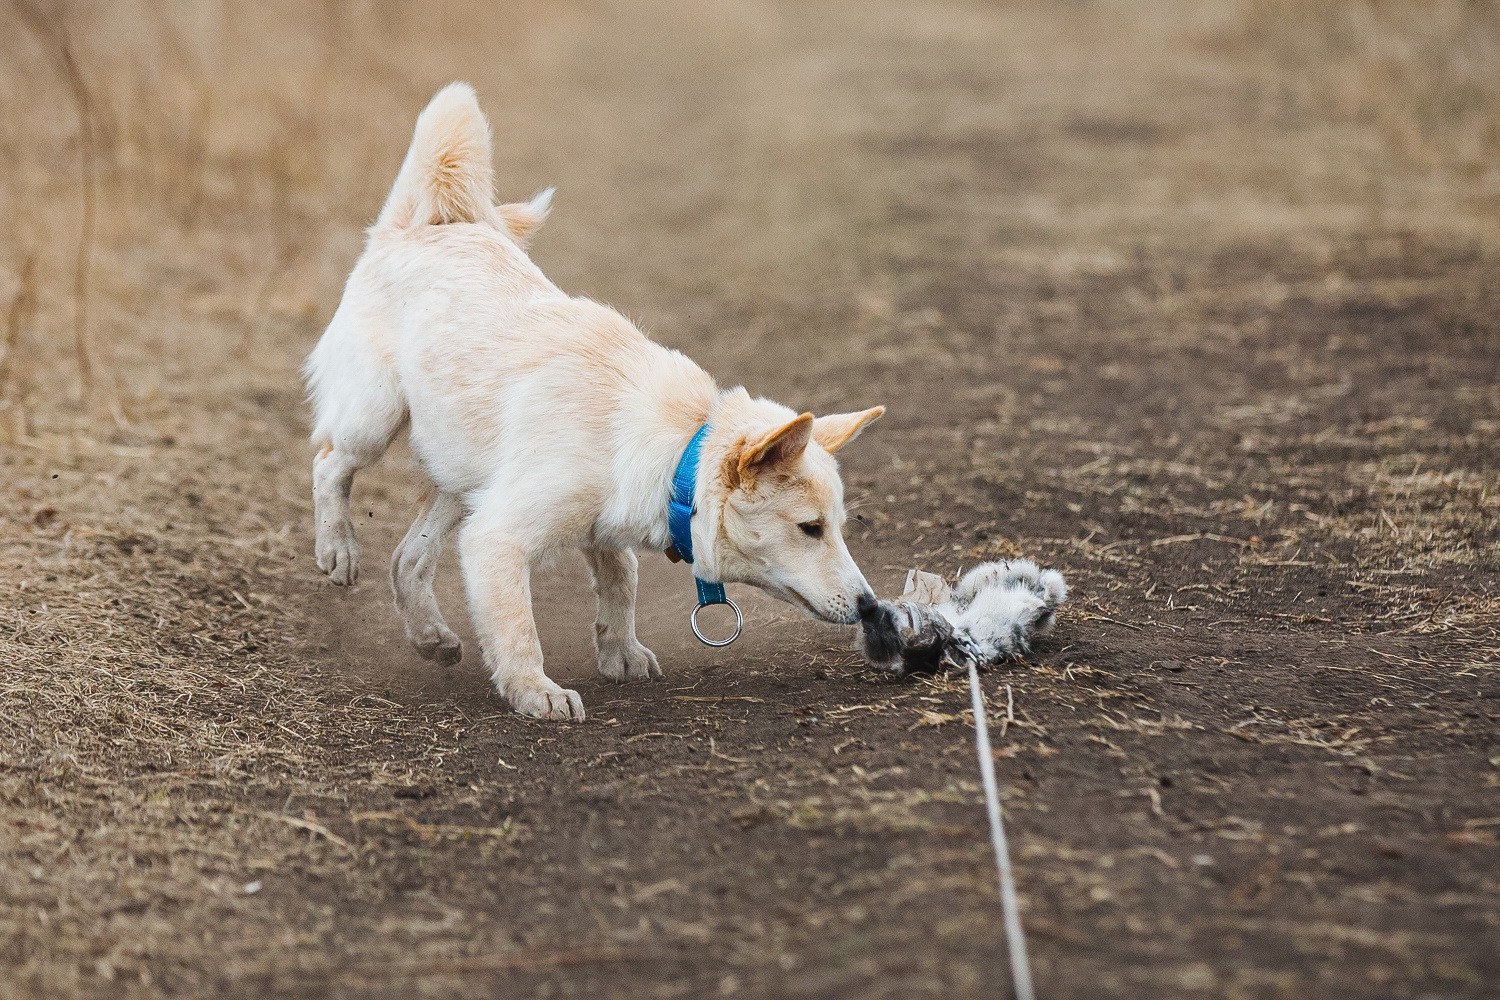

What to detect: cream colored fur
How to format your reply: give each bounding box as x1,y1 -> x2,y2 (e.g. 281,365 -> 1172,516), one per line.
305,83 -> 885,721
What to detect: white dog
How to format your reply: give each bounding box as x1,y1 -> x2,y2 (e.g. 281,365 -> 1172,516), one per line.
305,84 -> 884,721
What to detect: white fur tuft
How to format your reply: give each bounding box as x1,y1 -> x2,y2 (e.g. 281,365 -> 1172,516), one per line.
1036,568 -> 1068,607
376,82 -> 497,230
939,559 -> 1069,661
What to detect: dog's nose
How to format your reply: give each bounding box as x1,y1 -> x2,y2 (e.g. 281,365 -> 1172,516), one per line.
857,592 -> 880,621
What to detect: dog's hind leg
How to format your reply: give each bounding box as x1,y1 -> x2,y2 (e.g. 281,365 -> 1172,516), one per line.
312,439 -> 379,586
392,490 -> 465,664
306,307 -> 406,586
459,519 -> 583,721
311,424 -> 403,585
583,547 -> 661,683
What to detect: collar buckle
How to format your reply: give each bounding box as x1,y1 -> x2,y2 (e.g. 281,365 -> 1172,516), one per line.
669,423 -> 742,646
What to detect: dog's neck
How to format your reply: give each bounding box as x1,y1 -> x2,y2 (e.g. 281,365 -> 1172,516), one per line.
674,387 -> 803,582
604,382 -> 797,578
598,377 -> 720,557
651,390 -> 735,572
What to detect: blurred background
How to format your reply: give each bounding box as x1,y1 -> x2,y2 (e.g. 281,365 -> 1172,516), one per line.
3,0 -> 1496,425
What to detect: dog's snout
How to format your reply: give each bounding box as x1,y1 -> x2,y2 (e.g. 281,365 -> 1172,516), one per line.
857,591 -> 880,621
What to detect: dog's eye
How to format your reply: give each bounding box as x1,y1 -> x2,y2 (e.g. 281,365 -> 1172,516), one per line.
799,521 -> 824,539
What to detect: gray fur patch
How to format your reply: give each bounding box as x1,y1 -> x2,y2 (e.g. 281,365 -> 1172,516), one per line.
856,559 -> 1068,676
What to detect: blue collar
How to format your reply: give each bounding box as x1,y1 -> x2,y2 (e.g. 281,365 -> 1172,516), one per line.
668,423 -> 711,565
668,424 -> 734,620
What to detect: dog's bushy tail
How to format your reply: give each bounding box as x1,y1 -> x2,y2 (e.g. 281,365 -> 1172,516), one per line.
376,82 -> 496,230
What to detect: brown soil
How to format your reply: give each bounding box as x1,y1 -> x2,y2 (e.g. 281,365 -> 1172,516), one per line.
3,2 -> 1498,998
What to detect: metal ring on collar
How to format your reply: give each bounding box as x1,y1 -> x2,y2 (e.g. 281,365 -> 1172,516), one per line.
690,598 -> 742,647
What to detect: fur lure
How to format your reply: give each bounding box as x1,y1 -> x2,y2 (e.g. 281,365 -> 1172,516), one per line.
856,559 -> 1068,676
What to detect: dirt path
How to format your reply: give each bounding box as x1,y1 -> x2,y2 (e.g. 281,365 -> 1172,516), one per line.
3,2 -> 1498,998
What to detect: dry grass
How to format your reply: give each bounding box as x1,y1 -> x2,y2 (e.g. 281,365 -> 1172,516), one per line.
1231,0 -> 1500,175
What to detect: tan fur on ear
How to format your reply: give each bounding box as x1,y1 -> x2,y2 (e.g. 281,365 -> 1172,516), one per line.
716,438 -> 744,491
497,187 -> 554,248
812,406 -> 885,453
739,413 -> 814,476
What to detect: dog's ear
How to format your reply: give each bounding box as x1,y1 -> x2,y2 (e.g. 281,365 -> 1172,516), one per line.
497,187 -> 554,248
812,406 -> 885,453
739,412 -> 814,477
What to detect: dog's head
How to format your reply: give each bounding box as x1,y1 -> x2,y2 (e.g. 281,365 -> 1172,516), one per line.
698,397 -> 885,625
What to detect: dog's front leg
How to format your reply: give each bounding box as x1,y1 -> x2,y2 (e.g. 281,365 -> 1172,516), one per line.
584,547 -> 661,683
458,521 -> 584,721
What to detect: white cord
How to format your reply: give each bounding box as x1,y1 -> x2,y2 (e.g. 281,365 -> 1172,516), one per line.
969,663 -> 1036,1000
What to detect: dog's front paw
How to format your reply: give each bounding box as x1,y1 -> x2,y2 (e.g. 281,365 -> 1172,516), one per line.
315,523 -> 360,586
597,640 -> 662,683
510,680 -> 586,722
407,621 -> 463,666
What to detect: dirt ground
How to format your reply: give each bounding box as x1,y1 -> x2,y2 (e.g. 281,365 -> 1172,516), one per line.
3,1 -> 1498,998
